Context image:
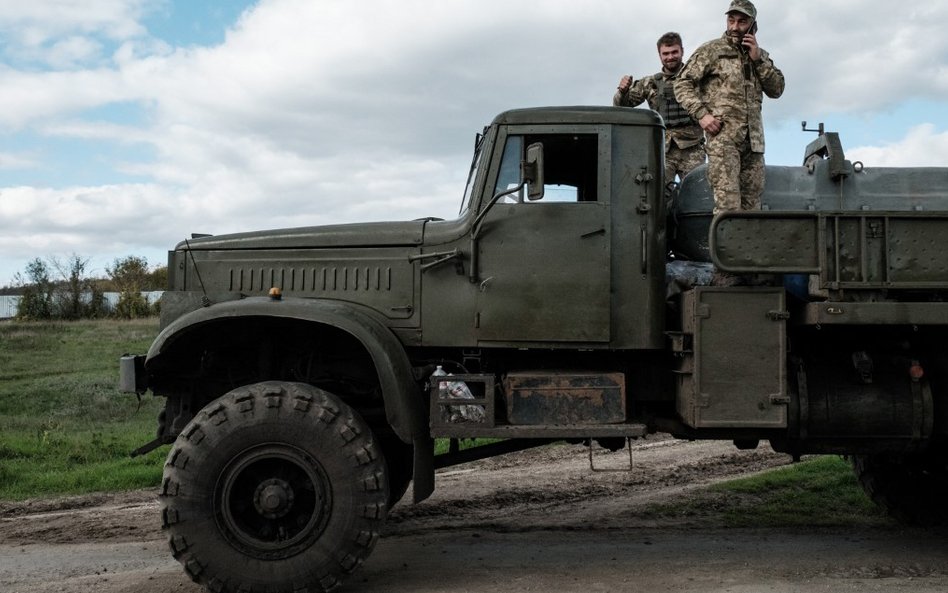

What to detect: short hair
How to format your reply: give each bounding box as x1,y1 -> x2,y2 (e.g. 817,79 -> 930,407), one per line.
656,32 -> 682,50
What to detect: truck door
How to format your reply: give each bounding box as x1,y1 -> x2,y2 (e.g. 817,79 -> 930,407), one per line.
475,130 -> 611,343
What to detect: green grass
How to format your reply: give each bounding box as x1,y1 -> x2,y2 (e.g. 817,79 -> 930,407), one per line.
434,438 -> 503,455
0,319 -> 503,502
644,455 -> 890,528
0,319 -> 165,501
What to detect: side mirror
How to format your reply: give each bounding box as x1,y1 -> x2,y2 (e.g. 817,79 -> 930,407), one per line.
522,142 -> 545,201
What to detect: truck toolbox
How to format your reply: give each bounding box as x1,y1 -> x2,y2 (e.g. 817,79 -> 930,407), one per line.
675,287 -> 788,429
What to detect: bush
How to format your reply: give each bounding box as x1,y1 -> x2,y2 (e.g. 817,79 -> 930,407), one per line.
114,292 -> 152,319
108,256 -> 157,319
15,259 -> 54,320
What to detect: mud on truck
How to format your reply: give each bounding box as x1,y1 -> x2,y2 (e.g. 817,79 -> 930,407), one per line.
120,106 -> 948,592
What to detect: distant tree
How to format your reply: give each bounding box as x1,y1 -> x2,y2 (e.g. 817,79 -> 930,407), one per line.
108,256 -> 153,319
14,255 -> 106,320
14,258 -> 54,320
148,266 -> 168,290
50,255 -> 106,320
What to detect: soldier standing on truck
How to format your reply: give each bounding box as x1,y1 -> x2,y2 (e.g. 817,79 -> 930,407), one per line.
614,32 -> 705,184
673,0 -> 785,214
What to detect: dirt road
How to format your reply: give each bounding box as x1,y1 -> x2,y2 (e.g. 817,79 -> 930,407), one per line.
2,437 -> 946,593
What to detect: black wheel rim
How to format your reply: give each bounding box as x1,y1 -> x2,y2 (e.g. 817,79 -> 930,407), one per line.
215,444 -> 332,560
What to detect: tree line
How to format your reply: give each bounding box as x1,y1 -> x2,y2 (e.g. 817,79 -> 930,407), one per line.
4,255 -> 167,320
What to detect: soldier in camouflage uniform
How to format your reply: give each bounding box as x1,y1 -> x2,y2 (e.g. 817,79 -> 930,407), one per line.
673,0 -> 785,214
614,32 -> 705,185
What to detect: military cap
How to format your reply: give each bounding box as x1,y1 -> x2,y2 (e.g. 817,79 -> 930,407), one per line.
726,0 -> 756,19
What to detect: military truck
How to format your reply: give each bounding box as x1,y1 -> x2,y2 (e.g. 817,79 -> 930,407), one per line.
120,106 -> 948,593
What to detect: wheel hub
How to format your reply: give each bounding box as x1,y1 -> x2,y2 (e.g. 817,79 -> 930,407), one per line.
254,478 -> 296,519
215,444 -> 332,559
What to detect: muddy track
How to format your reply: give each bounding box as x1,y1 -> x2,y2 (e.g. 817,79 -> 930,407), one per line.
2,437 -> 947,593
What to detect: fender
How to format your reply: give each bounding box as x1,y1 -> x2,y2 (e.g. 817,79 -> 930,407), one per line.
146,296 -> 425,444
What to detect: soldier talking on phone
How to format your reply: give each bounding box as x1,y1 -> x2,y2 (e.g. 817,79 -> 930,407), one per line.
673,0 -> 784,217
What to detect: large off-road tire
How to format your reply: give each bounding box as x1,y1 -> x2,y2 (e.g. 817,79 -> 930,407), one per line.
852,448 -> 948,526
160,381 -> 388,593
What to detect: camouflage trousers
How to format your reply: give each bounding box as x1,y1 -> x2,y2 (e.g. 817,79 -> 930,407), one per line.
665,143 -> 706,184
706,133 -> 764,213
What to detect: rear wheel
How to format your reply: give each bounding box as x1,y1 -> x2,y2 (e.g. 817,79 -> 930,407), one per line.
160,381 -> 388,593
852,446 -> 948,525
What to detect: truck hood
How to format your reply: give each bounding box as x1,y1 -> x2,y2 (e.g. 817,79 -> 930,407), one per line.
174,220 -> 426,251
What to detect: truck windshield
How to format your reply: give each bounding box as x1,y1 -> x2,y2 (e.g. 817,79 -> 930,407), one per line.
493,135 -> 524,201
459,131 -> 486,215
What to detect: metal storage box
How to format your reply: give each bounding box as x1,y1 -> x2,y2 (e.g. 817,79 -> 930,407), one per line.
675,288 -> 788,428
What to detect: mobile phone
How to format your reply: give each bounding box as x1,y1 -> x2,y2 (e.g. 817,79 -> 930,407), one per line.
740,21 -> 758,53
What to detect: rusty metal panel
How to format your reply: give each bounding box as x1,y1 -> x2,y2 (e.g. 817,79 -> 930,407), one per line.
504,371 -> 625,425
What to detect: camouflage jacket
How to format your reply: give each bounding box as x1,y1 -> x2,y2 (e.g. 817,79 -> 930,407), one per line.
673,34 -> 785,153
613,70 -> 704,151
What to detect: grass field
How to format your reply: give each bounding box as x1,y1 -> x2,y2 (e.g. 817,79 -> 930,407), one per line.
0,318 -> 165,500
0,319 -> 885,527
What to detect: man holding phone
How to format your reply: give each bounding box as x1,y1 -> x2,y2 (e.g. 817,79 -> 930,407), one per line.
673,0 -> 784,214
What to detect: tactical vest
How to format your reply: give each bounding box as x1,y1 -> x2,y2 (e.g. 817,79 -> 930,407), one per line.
652,73 -> 693,128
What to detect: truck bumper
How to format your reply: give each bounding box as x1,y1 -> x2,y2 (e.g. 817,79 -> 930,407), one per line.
119,354 -> 147,394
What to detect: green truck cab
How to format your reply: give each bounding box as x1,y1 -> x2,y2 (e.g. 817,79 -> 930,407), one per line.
120,106 -> 948,593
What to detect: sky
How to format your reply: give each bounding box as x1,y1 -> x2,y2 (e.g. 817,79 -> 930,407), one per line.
4,0 -> 948,286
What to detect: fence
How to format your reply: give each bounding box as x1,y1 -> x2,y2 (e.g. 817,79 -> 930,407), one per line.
0,291 -> 164,320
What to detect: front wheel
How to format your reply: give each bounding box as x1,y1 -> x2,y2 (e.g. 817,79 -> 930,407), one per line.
160,381 -> 388,593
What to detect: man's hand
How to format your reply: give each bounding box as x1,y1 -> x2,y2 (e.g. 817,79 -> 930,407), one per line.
617,75 -> 633,93
699,113 -> 722,136
742,33 -> 761,61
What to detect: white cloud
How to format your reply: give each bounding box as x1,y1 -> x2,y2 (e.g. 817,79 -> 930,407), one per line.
0,68 -> 133,130
0,0 -> 156,70
44,35 -> 104,69
0,0 -> 151,42
850,124 -> 948,167
0,152 -> 36,170
0,183 -> 176,277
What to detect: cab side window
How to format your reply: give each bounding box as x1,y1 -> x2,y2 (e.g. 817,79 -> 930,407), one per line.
494,133 -> 598,203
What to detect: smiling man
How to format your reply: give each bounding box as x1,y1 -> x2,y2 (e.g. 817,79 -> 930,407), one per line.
614,32 -> 705,184
673,0 -> 785,215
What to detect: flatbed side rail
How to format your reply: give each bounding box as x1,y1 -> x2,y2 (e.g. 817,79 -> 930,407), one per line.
710,210 -> 948,289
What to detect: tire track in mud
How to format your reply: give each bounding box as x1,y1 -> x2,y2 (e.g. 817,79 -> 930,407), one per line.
386,437 -> 791,534
0,437 -> 786,545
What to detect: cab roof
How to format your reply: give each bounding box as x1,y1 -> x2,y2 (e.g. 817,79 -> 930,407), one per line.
491,106 -> 664,127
